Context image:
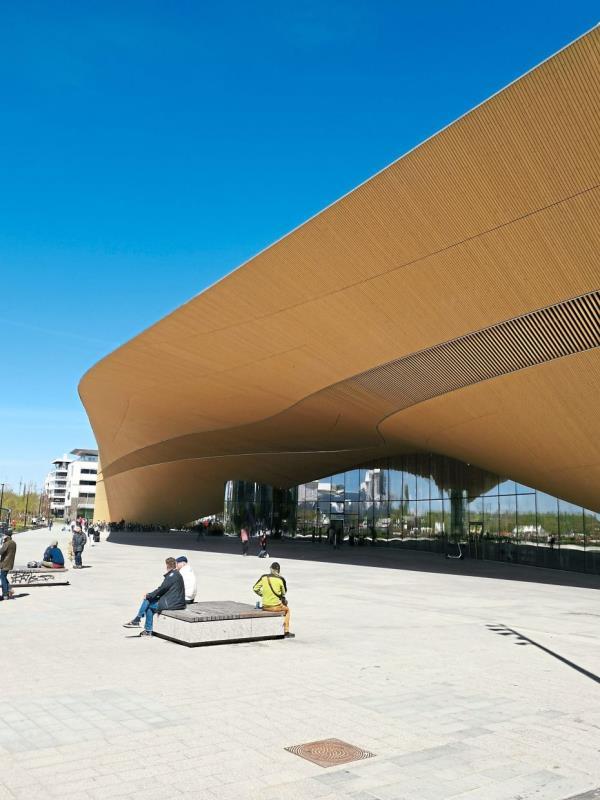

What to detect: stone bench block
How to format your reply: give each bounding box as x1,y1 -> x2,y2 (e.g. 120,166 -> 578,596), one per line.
152,600 -> 285,646
9,566 -> 70,587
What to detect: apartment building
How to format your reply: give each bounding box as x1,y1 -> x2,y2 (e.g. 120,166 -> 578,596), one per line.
44,449 -> 99,519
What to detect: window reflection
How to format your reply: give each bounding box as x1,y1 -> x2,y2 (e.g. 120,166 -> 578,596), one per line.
227,453 -> 600,574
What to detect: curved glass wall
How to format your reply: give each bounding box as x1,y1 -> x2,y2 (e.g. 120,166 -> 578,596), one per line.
224,480 -> 297,538
290,454 -> 600,574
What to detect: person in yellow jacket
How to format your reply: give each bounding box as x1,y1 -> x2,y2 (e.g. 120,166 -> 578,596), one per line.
253,562 -> 293,638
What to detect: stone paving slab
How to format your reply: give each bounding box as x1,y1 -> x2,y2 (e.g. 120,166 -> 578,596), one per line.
2,527 -> 600,799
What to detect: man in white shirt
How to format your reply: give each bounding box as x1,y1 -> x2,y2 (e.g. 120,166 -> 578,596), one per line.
175,556 -> 197,604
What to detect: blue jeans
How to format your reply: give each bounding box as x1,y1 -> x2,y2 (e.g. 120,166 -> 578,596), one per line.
137,598 -> 159,632
0,569 -> 9,598
74,552 -> 82,567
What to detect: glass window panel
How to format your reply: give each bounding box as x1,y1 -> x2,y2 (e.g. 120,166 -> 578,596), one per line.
345,470 -> 359,500
374,502 -> 389,542
536,492 -> 559,545
371,468 -> 387,501
389,467 -> 403,501
498,479 -> 517,495
389,501 -> 403,541
430,499 -> 444,539
558,500 -> 584,548
516,493 -> 537,543
344,498 -> 358,515
358,502 -> 373,543
498,495 -> 517,539
414,500 -> 432,546
415,454 -> 432,499
345,509 -> 359,537
483,480 -> 499,498
430,455 -> 448,500
585,509 -> 600,547
331,473 -> 345,501
304,481 -> 318,503
402,455 -> 417,501
317,478 -> 333,502
359,469 -> 373,501
468,497 -> 483,531
516,482 -> 536,494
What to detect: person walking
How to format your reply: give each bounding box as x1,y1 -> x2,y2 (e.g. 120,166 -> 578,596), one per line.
48,519 -> 53,533
72,526 -> 86,568
252,561 -> 293,637
123,557 -> 185,636
0,530 -> 17,600
240,526 -> 250,556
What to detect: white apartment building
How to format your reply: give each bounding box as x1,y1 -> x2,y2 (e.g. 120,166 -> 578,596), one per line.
44,454 -> 73,518
44,448 -> 99,519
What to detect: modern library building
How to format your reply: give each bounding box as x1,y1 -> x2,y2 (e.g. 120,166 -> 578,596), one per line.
81,27 -> 600,574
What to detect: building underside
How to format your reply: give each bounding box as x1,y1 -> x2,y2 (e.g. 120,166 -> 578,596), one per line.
81,28 -> 600,534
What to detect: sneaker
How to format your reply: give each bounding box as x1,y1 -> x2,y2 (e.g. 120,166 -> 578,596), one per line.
123,619 -> 140,628
284,632 -> 296,639
139,630 -> 152,637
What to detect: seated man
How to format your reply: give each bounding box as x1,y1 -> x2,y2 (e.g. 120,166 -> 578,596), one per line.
252,561 -> 293,638
123,557 -> 185,637
41,540 -> 65,568
175,556 -> 197,604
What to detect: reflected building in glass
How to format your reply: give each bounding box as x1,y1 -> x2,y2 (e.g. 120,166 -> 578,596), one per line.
224,453 -> 600,575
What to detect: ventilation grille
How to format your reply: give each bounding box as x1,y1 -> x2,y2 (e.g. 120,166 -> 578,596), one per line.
349,291 -> 600,408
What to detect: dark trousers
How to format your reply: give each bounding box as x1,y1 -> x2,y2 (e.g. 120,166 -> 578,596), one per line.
74,552 -> 83,567
0,569 -> 10,597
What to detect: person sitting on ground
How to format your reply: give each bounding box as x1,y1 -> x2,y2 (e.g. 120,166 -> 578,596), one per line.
41,540 -> 65,568
252,561 -> 293,638
123,557 -> 185,637
175,556 -> 197,604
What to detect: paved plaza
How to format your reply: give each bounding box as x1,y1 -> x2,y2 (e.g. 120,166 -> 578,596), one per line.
2,528 -> 600,800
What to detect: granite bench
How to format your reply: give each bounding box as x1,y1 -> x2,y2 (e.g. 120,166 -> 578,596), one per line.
8,566 -> 70,587
152,600 -> 285,646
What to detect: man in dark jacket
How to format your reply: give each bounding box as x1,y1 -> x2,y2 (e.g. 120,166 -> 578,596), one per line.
123,557 -> 185,637
0,531 -> 17,600
72,527 -> 86,568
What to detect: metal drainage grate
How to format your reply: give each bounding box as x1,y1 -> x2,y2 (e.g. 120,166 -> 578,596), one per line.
285,738 -> 375,768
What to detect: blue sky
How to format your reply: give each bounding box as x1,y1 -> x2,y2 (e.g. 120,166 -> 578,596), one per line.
0,1 -> 597,489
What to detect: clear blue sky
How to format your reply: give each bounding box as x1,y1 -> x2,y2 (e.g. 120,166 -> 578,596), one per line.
0,1 -> 597,490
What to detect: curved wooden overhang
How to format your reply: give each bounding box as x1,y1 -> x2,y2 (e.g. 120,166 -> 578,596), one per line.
81,28 -> 600,523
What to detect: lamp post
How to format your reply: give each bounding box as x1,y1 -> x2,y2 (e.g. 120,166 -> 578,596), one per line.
23,486 -> 30,531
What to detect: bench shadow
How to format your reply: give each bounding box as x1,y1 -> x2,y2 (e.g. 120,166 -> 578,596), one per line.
106,531 -> 600,591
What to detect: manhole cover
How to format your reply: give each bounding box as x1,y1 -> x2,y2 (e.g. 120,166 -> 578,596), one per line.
285,738 -> 375,768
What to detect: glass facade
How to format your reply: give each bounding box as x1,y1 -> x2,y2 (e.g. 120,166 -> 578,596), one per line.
225,453 -> 600,575
224,480 -> 297,537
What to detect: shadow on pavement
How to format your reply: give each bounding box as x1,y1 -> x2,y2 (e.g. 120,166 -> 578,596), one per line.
107,531 -> 600,591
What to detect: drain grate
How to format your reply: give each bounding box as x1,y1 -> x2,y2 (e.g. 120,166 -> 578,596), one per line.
285,738 -> 375,768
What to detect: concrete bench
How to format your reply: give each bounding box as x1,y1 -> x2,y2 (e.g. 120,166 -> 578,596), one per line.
152,600 -> 285,646
9,566 -> 70,587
